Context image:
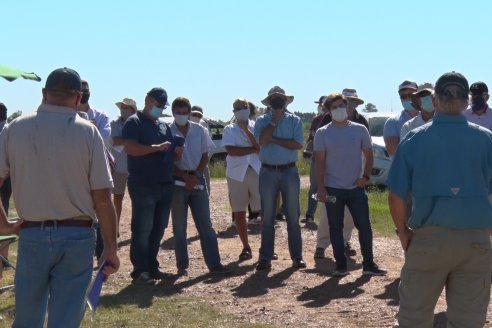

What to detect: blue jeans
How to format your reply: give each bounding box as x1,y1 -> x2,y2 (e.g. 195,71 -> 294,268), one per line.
325,187 -> 374,269
13,226 -> 95,328
305,159 -> 318,218
128,182 -> 174,278
259,166 -> 303,261
171,184 -> 221,270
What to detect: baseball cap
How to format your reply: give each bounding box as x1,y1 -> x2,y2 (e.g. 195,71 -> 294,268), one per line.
0,102 -> 7,113
398,80 -> 418,92
470,81 -> 488,95
115,98 -> 138,112
435,71 -> 469,96
191,105 -> 203,113
45,67 -> 82,93
147,87 -> 169,106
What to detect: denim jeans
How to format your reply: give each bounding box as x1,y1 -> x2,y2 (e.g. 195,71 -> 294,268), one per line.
259,166 -> 303,261
171,183 -> 221,271
128,182 -> 174,278
325,186 -> 374,269
305,159 -> 318,218
13,226 -> 95,328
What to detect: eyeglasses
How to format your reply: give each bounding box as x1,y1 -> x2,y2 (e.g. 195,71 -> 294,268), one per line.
151,98 -> 167,109
399,93 -> 413,100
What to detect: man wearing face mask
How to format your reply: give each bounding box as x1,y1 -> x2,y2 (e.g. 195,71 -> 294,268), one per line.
383,80 -> 419,157
314,92 -> 386,277
171,97 -> 231,275
254,86 -> 306,270
78,80 -> 111,146
222,98 -> 261,262
400,85 -> 435,140
464,81 -> 492,130
122,87 -> 182,285
110,98 -> 138,233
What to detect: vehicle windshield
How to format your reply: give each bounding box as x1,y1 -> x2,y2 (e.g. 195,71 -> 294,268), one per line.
368,116 -> 389,137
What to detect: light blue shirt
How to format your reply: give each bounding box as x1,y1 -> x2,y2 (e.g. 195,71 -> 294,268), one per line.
254,111 -> 303,165
386,114 -> 492,229
383,110 -> 412,139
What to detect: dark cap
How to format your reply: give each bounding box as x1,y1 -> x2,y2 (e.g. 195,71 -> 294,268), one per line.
191,105 -> 203,113
0,102 -> 6,113
435,71 -> 469,95
314,96 -> 327,104
470,81 -> 488,95
45,67 -> 82,92
147,87 -> 169,106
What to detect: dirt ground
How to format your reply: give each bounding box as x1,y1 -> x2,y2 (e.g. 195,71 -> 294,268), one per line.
107,178 -> 492,328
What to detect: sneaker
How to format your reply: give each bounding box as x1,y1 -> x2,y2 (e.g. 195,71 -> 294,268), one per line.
132,272 -> 157,285
344,242 -> 356,256
150,270 -> 176,280
292,258 -> 307,269
332,266 -> 348,277
362,263 -> 387,276
248,217 -> 262,225
314,247 -> 325,259
302,215 -> 314,223
209,264 -> 232,274
256,259 -> 272,271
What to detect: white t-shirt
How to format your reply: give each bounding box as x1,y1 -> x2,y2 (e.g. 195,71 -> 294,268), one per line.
171,122 -> 212,170
222,120 -> 261,182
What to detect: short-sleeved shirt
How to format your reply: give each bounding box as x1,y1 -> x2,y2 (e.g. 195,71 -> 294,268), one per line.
386,114 -> 492,229
383,110 -> 412,139
400,114 -> 432,140
86,106 -> 111,145
222,120 -> 261,182
314,121 -> 372,189
254,111 -> 304,165
464,106 -> 492,131
122,111 -> 174,185
0,104 -> 112,221
110,117 -> 128,173
171,122 -> 211,171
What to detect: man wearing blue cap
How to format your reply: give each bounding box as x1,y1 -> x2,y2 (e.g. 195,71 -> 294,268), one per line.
123,87 -> 183,285
387,72 -> 492,327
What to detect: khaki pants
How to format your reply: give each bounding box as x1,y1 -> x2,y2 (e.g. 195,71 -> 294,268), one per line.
316,204 -> 354,249
398,227 -> 492,328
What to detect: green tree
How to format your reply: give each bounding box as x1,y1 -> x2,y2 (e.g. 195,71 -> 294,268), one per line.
7,110 -> 22,123
364,103 -> 378,113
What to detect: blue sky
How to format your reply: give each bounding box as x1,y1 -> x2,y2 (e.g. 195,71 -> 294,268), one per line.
2,1 -> 491,121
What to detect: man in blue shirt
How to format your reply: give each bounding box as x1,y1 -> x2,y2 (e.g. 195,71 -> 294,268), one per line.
387,72 -> 492,328
383,80 -> 419,157
254,86 -> 305,270
123,87 -> 182,285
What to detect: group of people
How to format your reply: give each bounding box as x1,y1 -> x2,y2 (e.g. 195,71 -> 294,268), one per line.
0,67 -> 491,327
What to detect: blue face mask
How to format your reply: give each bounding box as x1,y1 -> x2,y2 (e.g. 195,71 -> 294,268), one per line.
149,106 -> 163,119
420,95 -> 435,113
401,100 -> 415,112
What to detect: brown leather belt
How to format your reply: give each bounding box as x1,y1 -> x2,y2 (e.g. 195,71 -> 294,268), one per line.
21,219 -> 93,229
262,162 -> 296,170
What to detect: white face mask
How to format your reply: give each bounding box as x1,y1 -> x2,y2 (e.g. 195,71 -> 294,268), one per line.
331,107 -> 348,122
174,114 -> 189,126
235,108 -> 250,121
420,95 -> 435,113
189,116 -> 201,123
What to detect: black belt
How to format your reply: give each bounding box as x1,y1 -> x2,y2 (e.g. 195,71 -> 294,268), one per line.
21,219 -> 93,229
262,162 -> 296,170
183,170 -> 196,175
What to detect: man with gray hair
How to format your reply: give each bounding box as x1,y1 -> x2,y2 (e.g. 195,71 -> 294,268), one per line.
387,72 -> 492,327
